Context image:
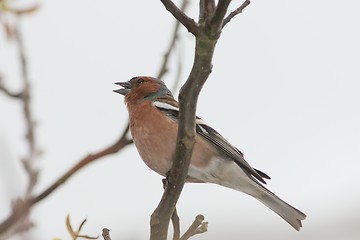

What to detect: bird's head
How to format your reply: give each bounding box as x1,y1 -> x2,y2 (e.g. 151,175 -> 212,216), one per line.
114,76 -> 173,104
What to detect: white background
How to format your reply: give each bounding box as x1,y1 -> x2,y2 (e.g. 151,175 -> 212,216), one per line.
1,0 -> 359,239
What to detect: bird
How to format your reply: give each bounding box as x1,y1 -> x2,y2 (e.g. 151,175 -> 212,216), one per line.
114,76 -> 306,230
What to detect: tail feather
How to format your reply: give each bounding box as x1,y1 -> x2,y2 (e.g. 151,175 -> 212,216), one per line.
196,159 -> 306,230
255,185 -> 306,231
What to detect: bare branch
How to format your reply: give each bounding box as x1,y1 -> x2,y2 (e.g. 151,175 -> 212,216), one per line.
160,0 -> 198,35
0,75 -> 22,99
223,0 -> 251,27
0,76 -> 22,98
12,19 -> 41,198
199,0 -> 215,23
0,125 -> 132,235
0,17 -> 41,237
180,215 -> 208,240
150,45 -> 216,236
161,178 -> 181,240
171,208 -> 180,240
151,0 -> 250,238
151,2 -> 219,239
209,0 -> 232,33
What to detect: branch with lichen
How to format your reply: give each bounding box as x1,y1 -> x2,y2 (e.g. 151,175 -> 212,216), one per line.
150,0 -> 251,239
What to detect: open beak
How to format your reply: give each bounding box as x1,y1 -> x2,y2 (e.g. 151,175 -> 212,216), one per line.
113,81 -> 132,95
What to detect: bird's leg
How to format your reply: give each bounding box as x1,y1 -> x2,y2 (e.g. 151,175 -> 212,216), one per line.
162,171 -> 171,190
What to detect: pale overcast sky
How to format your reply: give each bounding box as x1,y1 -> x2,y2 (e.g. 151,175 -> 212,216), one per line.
1,1 -> 359,239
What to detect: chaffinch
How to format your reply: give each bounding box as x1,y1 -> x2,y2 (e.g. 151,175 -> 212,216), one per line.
114,76 -> 306,230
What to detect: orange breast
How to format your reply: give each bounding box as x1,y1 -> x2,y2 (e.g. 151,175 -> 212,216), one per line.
128,100 -> 216,179
129,101 -> 178,176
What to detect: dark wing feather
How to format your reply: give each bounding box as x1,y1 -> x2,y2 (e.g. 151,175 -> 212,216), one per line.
254,168 -> 271,180
196,121 -> 269,184
153,100 -> 270,184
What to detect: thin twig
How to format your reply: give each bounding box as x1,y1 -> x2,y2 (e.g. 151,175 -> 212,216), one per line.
0,76 -> 22,98
223,0 -> 251,27
160,0 -> 198,35
13,18 -> 40,198
180,215 -> 208,240
171,207 -> 180,240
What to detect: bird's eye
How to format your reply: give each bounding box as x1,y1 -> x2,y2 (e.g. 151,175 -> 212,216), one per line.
137,78 -> 145,84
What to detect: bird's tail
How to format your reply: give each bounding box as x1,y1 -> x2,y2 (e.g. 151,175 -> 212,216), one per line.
254,184 -> 306,231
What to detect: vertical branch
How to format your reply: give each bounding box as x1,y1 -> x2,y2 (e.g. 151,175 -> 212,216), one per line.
199,0 -> 215,23
151,0 -> 251,239
13,18 -> 40,198
150,1 -> 216,240
0,75 -> 22,98
208,0 -> 231,36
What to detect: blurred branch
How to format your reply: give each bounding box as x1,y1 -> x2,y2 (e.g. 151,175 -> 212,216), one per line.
0,125 -> 133,236
0,200 -> 33,240
0,76 -> 22,98
0,0 -> 188,236
150,0 -> 250,239
157,0 -> 188,79
101,228 -> 111,240
0,16 -> 41,199
30,125 -> 132,206
0,14 -> 41,237
223,0 -> 251,27
13,19 -> 41,198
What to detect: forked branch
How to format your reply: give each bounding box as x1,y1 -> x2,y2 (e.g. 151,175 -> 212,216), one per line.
223,0 -> 251,27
